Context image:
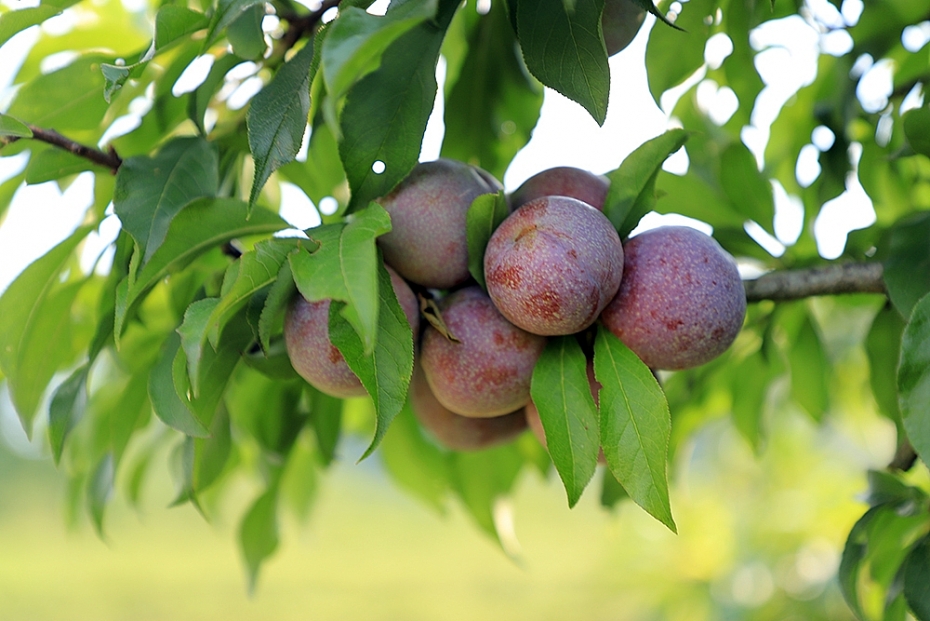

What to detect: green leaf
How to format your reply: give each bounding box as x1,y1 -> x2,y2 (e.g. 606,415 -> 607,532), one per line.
789,311 -> 830,421
450,443 -> 524,549
149,332 -> 210,437
48,364 -> 89,464
205,0 -> 265,48
307,386 -> 343,465
530,335 -> 599,508
904,536 -> 930,621
321,0 -> 437,103
465,191 -> 508,290
903,108 -> 930,158
840,505 -> 886,620
208,239 -> 296,347
288,202 -> 391,354
0,172 -> 25,222
24,148 -> 107,184
0,0 -> 82,53
884,212 -> 930,319
240,480 -> 281,594
867,470 -> 928,507
226,369 -> 305,455
867,305 -> 906,425
0,112 -> 32,138
259,260 -> 296,353
278,123 -> 346,207
600,470 -> 629,511
440,0 -> 542,179
719,141 -> 775,233
188,54 -> 247,134
247,41 -> 314,209
226,4 -> 266,60
178,298 -> 221,395
87,453 -> 115,538
603,128 -> 689,237
339,0 -> 459,212
106,372 -> 150,465
113,136 -> 220,264
644,0 -> 716,105
329,262 -> 414,460
0,226 -> 92,434
594,327 -> 676,532
379,402 -> 449,513
516,0 -> 609,125
899,292 -> 930,469
8,54 -> 110,131
115,199 -> 288,341
155,5 -> 209,51
730,351 -> 771,453
175,403 -> 232,505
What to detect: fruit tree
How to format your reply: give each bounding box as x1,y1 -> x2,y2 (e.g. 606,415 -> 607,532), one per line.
0,0 -> 929,616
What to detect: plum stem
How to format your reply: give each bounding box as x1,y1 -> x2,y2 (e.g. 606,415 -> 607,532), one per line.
1,125 -> 122,173
743,262 -> 886,302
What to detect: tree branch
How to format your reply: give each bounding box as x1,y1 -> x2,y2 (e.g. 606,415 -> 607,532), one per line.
275,0 -> 341,57
744,262 -> 886,302
1,125 -> 122,173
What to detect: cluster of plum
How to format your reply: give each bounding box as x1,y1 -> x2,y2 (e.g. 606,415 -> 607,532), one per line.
284,159 -> 747,453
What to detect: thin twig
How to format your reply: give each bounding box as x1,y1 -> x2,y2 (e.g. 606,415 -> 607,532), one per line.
744,262 -> 886,302
1,125 -> 122,173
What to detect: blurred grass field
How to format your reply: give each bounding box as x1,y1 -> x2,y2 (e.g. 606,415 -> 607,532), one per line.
0,394 -> 893,621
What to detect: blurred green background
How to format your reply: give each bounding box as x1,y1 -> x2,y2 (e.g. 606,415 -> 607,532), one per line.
0,375 -> 899,621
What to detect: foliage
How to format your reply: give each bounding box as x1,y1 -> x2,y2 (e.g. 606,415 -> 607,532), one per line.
0,0 -> 929,617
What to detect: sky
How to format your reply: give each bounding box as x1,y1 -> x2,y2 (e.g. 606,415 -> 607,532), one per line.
0,0 -> 916,299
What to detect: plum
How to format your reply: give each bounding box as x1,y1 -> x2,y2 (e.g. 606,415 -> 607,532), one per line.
509,166 -> 609,212
377,158 -> 501,289
484,196 -> 624,336
600,226 -> 746,370
602,0 -> 647,56
420,287 -> 546,417
410,363 -> 527,451
285,266 -> 419,398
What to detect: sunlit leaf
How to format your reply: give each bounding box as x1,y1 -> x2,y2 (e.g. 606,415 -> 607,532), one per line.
288,202 -> 391,354
114,136 -> 219,263
8,54 -> 111,131
530,335 -> 599,508
0,1 -> 82,49
0,112 -> 32,138
25,148 -> 107,184
247,41 -> 314,209
603,128 -> 689,237
329,262 -> 414,460
594,327 -> 676,532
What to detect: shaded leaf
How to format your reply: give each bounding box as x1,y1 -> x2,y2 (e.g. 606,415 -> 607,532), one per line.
840,505 -> 886,620
903,108 -> 930,158
226,368 -> 305,455
206,0 -> 265,48
867,304 -> 905,425
789,311 -> 830,421
178,298 -> 221,395
149,332 -> 210,437
288,202 -> 391,354
603,128 -> 689,237
600,470 -> 629,511
226,4 -> 266,59
247,41 -> 314,209
155,6 -> 209,50
594,327 -> 676,532
339,0 -> 459,211
114,136 -> 220,263
719,141 -> 775,233
441,0 -> 542,179
884,212 -> 930,319
730,351 -> 771,452
904,536 -> 930,621
899,292 -> 930,469
240,480 -> 281,594
115,199 -> 289,341
516,0 -> 609,125
644,0 -> 717,105
329,262 -> 414,460
188,54 -> 247,134
87,453 -> 114,538
48,364 -> 89,464
465,190 -> 508,290
380,402 -> 449,513
259,259 -> 296,353
530,335 -> 599,508
307,386 -> 343,466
